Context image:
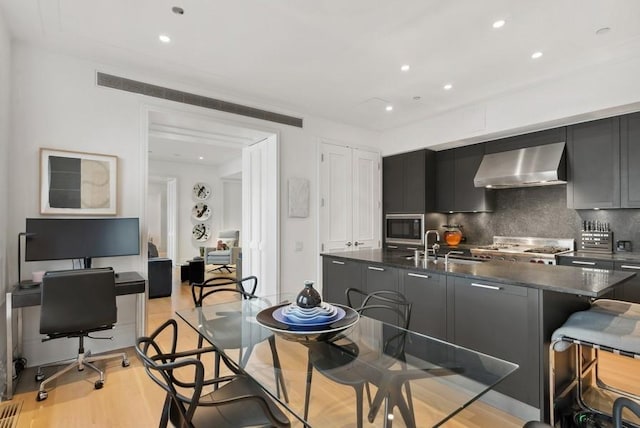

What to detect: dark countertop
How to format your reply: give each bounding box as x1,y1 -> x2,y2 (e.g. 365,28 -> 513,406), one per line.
322,249 -> 635,298
559,251 -> 640,263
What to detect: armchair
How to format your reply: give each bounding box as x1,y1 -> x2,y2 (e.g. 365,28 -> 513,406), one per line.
206,230 -> 240,273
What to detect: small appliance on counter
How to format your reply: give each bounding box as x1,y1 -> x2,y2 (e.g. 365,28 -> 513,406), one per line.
580,220 -> 613,253
442,224 -> 464,246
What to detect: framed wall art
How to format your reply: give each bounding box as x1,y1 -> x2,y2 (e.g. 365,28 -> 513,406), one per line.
40,148 -> 118,215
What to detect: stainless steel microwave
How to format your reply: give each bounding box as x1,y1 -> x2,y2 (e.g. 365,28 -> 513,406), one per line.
385,214 -> 425,246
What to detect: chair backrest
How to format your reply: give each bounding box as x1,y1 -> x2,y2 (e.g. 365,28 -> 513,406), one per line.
135,319 -> 202,428
40,268 -> 117,336
346,288 -> 412,329
613,396 -> 640,428
217,230 -> 240,247
192,275 -> 258,307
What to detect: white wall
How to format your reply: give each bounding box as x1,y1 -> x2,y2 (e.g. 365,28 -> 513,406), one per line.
378,55 -> 640,155
149,160 -> 221,263
0,7 -> 11,385
147,181 -> 165,251
222,180 -> 242,235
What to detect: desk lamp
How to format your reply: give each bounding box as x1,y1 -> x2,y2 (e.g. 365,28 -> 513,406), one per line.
18,232 -> 37,288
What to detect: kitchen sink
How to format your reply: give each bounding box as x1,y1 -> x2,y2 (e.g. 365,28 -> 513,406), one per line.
404,255 -> 483,265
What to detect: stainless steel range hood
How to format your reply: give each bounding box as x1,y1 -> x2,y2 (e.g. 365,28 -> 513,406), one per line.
474,142 -> 566,189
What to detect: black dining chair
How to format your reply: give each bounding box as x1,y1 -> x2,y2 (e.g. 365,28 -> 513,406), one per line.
304,288 -> 414,428
191,276 -> 288,401
135,318 -> 290,428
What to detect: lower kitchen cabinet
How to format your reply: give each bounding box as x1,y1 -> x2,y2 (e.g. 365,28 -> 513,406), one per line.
363,263 -> 399,325
614,261 -> 640,303
322,257 -> 363,306
400,269 -> 447,340
452,277 -> 540,407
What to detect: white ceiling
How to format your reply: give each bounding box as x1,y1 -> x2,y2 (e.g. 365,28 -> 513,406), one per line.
1,1 -> 640,131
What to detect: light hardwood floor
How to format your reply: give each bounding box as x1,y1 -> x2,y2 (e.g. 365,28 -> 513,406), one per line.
9,269 -> 637,427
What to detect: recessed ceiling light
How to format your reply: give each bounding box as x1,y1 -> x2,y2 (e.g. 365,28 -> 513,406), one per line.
400,64 -> 410,72
159,34 -> 171,43
595,27 -> 611,36
443,83 -> 453,90
198,156 -> 204,160
531,51 -> 543,59
492,19 -> 505,29
385,105 -> 393,112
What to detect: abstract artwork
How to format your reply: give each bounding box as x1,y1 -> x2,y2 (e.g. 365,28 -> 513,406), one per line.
288,177 -> 310,218
40,148 -> 118,215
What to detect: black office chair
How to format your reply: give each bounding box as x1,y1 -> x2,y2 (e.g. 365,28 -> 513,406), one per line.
523,396 -> 640,428
304,288 -> 414,428
35,268 -> 129,401
191,276 -> 288,401
136,318 -> 290,428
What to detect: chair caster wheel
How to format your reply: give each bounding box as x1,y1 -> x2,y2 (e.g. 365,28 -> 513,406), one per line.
35,373 -> 45,382
122,359 -> 130,367
37,390 -> 48,401
94,380 -> 104,389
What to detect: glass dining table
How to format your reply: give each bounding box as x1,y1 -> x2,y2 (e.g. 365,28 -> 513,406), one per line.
176,293 -> 518,427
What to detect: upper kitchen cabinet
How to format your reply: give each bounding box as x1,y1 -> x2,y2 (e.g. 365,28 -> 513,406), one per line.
566,117 -> 620,209
436,144 -> 495,212
484,127 -> 567,154
382,149 -> 435,213
621,112 -> 640,208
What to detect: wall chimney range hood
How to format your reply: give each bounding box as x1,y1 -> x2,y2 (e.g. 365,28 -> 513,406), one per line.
474,142 -> 566,189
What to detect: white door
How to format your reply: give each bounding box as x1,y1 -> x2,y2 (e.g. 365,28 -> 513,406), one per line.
352,149 -> 381,249
320,142 -> 381,252
242,135 -> 279,296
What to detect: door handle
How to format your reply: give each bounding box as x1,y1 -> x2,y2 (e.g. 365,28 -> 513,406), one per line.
354,241 -> 364,246
407,273 -> 430,279
331,260 -> 345,265
345,242 -> 352,247
571,260 -> 596,266
620,265 -> 640,270
470,282 -> 502,291
367,266 -> 385,272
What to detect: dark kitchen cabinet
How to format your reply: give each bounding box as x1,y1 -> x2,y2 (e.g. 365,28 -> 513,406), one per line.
322,257 -> 362,306
363,263 -> 399,325
485,127 -> 567,154
556,255 -> 614,270
452,277 -> 540,407
566,117 -> 621,209
382,149 -> 435,213
400,270 -> 447,340
613,262 -> 640,304
435,145 -> 495,212
621,112 -> 640,208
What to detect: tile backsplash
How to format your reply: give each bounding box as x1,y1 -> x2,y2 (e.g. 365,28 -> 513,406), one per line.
448,185 -> 640,250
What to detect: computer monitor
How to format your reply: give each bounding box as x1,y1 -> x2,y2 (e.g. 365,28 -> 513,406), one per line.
25,218 -> 140,267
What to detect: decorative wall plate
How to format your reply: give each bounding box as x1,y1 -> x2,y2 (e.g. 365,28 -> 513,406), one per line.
192,182 -> 211,200
192,202 -> 211,221
192,223 -> 211,241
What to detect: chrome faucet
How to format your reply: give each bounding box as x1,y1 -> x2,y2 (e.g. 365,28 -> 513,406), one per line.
445,250 -> 464,267
425,230 -> 440,260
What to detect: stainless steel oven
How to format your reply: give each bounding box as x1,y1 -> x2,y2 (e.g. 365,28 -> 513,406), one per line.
385,214 -> 425,246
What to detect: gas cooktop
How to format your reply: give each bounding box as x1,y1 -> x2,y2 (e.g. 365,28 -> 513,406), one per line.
470,237 -> 575,264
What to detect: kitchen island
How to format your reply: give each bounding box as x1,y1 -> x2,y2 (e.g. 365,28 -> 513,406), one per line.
321,249 -> 635,423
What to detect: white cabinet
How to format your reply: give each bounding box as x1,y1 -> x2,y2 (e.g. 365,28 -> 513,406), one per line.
320,142 -> 381,252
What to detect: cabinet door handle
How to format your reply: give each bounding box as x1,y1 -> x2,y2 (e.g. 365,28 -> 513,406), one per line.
407,273 -> 430,279
346,242 -> 352,247
620,265 -> 640,270
470,282 -> 502,291
368,266 -> 385,272
387,245 -> 399,249
406,247 -> 418,251
571,261 -> 596,266
331,260 -> 345,265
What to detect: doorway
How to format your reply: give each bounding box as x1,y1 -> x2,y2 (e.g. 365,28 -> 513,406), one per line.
141,106 -> 280,333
